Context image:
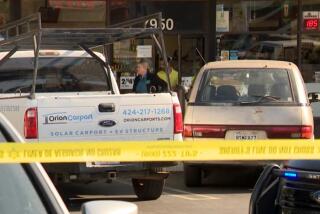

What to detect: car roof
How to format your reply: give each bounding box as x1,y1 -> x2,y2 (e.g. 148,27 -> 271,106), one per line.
203,60 -> 297,70
260,40 -> 297,47
0,50 -> 101,58
259,40 -> 320,47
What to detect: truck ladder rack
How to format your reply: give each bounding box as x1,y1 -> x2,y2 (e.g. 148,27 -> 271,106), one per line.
0,12 -> 172,98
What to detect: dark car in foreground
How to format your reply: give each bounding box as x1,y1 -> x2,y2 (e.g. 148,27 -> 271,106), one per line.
250,161 -> 320,214
0,113 -> 138,214
0,113 -> 68,214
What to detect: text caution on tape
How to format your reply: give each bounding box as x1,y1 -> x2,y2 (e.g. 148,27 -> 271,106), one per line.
0,140 -> 319,163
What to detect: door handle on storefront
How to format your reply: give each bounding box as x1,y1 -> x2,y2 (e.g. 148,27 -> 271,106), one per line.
98,103 -> 115,112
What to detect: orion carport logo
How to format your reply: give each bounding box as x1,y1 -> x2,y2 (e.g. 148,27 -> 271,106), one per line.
43,112 -> 94,125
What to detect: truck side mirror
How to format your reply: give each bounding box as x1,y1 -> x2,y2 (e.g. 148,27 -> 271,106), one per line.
81,201 -> 138,214
308,92 -> 320,103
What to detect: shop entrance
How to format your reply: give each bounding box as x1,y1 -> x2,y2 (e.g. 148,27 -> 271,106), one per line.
112,34 -> 205,94
162,34 -> 205,90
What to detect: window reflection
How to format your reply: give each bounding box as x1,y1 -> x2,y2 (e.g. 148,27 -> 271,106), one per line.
216,0 -> 297,33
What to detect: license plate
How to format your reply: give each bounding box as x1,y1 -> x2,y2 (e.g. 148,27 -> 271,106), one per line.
226,130 -> 267,140
235,134 -> 257,140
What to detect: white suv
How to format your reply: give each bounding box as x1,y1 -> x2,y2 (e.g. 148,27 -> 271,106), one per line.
184,60 -> 314,186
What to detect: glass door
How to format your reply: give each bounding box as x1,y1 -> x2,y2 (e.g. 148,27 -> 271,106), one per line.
179,35 -> 205,89
112,38 -> 155,94
160,34 -> 205,90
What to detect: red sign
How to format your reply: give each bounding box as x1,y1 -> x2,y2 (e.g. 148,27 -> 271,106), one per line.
304,19 -> 319,30
49,0 -> 105,10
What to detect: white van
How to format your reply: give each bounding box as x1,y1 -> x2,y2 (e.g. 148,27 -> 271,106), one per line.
183,60 -> 314,186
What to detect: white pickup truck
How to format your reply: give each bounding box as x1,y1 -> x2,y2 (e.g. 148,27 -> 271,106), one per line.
0,49 -> 183,199
0,13 -> 183,200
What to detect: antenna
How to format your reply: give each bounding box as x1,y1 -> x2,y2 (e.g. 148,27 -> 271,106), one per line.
195,48 -> 206,64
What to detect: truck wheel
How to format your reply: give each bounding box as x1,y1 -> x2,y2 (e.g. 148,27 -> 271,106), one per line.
184,165 -> 202,187
132,178 -> 164,200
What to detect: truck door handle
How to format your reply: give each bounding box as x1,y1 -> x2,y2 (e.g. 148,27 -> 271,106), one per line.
98,103 -> 115,112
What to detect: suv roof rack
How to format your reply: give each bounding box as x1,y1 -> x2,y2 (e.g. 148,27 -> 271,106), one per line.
0,12 -> 172,98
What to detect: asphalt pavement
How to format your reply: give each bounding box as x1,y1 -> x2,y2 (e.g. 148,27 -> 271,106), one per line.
62,172 -> 253,214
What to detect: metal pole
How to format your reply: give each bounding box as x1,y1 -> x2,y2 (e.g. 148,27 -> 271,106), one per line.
208,0 -> 217,61
178,33 -> 181,86
0,46 -> 18,67
30,13 -> 42,99
297,0 -> 302,69
157,13 -> 172,92
31,33 -> 41,99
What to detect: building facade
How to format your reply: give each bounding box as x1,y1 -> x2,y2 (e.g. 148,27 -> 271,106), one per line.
1,0 -> 320,89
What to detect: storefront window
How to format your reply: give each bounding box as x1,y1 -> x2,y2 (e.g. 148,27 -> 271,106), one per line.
112,38 -> 154,93
217,0 -> 298,75
0,1 -> 9,26
110,0 -> 207,31
219,33 -> 297,61
216,0 -> 297,34
110,0 -> 207,91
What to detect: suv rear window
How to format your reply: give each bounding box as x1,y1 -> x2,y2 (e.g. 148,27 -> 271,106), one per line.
0,57 -> 110,93
196,68 -> 294,105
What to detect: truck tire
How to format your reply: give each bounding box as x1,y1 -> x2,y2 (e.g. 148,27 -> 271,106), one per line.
184,165 -> 202,187
132,178 -> 164,200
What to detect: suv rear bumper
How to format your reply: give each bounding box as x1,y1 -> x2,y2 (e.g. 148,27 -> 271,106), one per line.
43,162 -> 177,183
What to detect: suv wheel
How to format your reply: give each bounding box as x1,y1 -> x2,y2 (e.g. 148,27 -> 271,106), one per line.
132,178 -> 164,200
184,165 -> 202,187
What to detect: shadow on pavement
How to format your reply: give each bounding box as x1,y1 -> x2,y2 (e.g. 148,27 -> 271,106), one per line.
59,170 -> 255,212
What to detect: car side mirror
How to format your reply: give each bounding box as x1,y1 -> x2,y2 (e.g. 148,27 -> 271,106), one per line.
308,92 -> 320,103
81,201 -> 138,214
185,87 -> 192,101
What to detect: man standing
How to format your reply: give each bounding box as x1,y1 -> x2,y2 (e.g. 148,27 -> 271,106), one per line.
157,58 -> 179,91
132,60 -> 167,93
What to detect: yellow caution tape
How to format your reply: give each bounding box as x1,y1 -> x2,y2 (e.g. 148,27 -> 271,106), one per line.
0,140 -> 319,163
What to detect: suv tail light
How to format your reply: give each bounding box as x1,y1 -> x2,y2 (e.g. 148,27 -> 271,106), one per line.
183,124 -> 193,137
24,108 -> 38,139
183,125 -> 313,139
184,125 -> 226,138
301,126 -> 313,139
173,103 -> 183,134
268,125 -> 313,139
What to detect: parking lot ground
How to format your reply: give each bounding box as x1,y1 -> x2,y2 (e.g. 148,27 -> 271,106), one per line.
64,172 -> 252,214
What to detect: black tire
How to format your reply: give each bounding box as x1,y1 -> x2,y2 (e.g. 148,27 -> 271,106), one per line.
132,178 -> 164,200
184,165 -> 202,187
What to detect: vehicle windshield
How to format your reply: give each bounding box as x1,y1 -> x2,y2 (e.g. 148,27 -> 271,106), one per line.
196,68 -> 294,105
0,57 -> 110,93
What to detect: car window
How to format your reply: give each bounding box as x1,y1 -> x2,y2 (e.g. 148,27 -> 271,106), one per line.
260,45 -> 275,59
196,68 -> 293,105
0,57 -> 110,93
245,45 -> 261,59
0,128 -> 48,214
0,164 -> 48,214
